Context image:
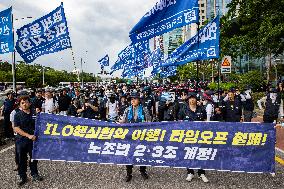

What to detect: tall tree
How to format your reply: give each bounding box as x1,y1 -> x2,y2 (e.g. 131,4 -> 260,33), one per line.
222,0 -> 284,58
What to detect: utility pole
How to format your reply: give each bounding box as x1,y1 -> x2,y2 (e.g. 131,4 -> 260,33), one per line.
81,58 -> 84,87
42,66 -> 45,87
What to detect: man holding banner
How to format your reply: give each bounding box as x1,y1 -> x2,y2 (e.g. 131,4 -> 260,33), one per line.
178,92 -> 209,183
14,96 -> 43,186
120,92 -> 151,182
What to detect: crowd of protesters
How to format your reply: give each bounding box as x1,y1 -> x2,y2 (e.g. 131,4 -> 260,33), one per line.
0,80 -> 283,186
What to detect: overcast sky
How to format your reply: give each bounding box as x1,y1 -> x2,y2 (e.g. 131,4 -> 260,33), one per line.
0,0 -> 155,76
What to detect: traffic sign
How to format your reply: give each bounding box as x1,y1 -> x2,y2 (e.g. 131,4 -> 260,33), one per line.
221,56 -> 232,74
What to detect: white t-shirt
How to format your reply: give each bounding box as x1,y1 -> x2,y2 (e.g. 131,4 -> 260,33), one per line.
42,98 -> 58,113
205,103 -> 214,121
107,101 -> 118,117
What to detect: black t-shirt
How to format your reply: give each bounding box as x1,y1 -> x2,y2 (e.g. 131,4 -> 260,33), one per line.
14,110 -> 35,138
58,95 -> 72,111
32,97 -> 45,111
3,98 -> 15,115
178,104 -> 206,121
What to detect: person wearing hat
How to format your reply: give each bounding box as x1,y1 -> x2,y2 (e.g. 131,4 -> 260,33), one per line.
0,91 -> 16,140
178,92 -> 209,183
119,92 -> 151,182
257,87 -> 284,123
242,86 -> 255,122
202,91 -> 215,121
160,92 -> 176,121
222,89 -> 243,122
81,95 -> 99,119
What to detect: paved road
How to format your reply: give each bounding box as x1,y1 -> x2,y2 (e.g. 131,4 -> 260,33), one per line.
0,144 -> 284,189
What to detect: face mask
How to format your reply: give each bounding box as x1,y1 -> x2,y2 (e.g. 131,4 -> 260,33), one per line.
270,93 -> 277,99
245,89 -> 251,94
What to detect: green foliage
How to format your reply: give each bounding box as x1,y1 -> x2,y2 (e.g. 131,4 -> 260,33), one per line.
252,92 -> 265,105
208,82 -> 237,91
0,61 -> 98,88
177,60 -> 217,81
208,70 -> 266,92
0,61 -> 12,72
237,70 -> 266,91
222,0 -> 284,59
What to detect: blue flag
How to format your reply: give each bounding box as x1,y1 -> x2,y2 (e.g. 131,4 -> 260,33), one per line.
15,3 -> 71,63
110,57 -> 124,74
0,7 -> 13,54
160,66 -> 177,78
98,54 -> 109,67
149,48 -> 164,67
111,40 -> 150,75
163,15 -> 220,67
129,0 -> 199,43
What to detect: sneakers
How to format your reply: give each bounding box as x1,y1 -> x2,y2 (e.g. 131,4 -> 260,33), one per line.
141,172 -> 149,180
125,174 -> 132,182
186,174 -> 209,183
186,173 -> 194,182
32,174 -> 43,182
199,174 -> 209,183
17,178 -> 27,186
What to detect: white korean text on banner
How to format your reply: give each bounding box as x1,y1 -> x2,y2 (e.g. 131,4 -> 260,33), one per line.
33,114 -> 275,173
0,7 -> 13,54
163,15 -> 220,67
15,3 -> 71,63
129,0 -> 199,43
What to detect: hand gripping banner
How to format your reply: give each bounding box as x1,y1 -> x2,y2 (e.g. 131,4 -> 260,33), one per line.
33,114 -> 275,173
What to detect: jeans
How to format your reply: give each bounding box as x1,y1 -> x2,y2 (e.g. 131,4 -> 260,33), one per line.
16,138 -> 38,179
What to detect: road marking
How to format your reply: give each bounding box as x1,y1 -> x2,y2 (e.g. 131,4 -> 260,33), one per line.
0,144 -> 15,154
276,147 -> 284,155
275,156 -> 284,166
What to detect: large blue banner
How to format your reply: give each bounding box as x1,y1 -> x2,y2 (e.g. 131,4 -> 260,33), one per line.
33,114 -> 275,173
15,3 -> 71,63
163,15 -> 220,67
130,0 -> 199,43
0,7 -> 14,54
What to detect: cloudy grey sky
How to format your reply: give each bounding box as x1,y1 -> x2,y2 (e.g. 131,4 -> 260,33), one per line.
0,0 -> 155,76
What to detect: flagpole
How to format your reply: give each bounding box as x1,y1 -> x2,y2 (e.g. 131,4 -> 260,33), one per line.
216,8 -> 221,102
196,20 -> 200,91
11,13 -> 16,93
